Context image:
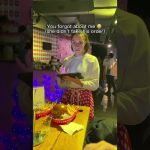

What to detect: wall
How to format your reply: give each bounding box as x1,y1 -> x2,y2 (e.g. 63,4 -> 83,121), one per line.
57,34 -> 72,62
33,27 -> 72,63
19,0 -> 31,25
0,0 -> 20,21
33,27 -> 57,63
118,0 -> 127,10
0,0 -> 31,25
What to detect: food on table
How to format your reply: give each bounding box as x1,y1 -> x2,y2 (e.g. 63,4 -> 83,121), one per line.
51,103 -> 79,120
51,103 -> 68,119
67,105 -> 79,115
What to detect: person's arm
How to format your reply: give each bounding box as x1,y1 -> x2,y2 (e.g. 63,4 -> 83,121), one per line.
80,57 -> 100,91
62,57 -> 100,91
15,57 -> 30,72
56,56 -> 71,88
62,76 -> 83,87
102,59 -> 107,80
83,140 -> 117,150
17,81 -> 32,120
57,77 -> 68,88
111,61 -> 117,78
15,48 -> 32,72
117,14 -> 150,125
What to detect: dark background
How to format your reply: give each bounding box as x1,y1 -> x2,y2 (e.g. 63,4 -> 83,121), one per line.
127,0 -> 150,33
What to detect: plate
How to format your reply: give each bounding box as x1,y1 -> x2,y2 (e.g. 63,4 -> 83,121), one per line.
35,103 -> 54,119
35,108 -> 52,119
50,111 -> 78,125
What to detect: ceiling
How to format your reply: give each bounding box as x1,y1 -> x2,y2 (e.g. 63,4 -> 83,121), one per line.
33,0 -> 117,17
33,0 -> 117,43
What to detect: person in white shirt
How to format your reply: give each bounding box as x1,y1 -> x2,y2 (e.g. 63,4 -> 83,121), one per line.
58,32 -> 100,120
103,52 -> 117,96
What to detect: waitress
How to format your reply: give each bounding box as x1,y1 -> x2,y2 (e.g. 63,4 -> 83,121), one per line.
58,32 -> 100,120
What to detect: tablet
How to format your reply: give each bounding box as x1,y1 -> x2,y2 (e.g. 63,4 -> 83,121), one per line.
57,72 -> 84,79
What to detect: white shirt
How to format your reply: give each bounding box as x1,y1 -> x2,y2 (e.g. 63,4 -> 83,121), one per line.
103,57 -> 117,76
58,53 -> 100,91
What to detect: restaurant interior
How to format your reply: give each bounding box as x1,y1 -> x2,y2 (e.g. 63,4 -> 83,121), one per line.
0,0 -> 150,149
0,0 -> 149,149
32,0 -> 117,149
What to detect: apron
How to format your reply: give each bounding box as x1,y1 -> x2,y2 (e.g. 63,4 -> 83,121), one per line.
62,88 -> 94,120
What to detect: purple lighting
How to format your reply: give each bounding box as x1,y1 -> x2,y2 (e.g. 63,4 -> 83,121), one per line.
33,71 -> 64,102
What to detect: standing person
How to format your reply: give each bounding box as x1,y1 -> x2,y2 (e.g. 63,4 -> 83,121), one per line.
12,41 -> 32,149
103,51 -> 117,96
15,41 -> 32,118
15,42 -> 32,73
83,7 -> 150,150
116,7 -> 150,150
58,32 -> 100,120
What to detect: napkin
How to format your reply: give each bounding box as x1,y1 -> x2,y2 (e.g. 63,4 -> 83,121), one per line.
60,122 -> 84,135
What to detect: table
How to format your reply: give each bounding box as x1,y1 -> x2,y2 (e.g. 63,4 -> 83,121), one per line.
33,106 -> 90,150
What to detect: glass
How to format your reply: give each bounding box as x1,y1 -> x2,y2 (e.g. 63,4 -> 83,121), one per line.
33,103 -> 52,147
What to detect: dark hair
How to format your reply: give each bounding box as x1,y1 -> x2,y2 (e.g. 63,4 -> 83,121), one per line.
108,53 -> 114,58
71,32 -> 90,53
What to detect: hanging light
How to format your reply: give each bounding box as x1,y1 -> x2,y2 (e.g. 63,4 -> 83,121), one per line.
114,19 -> 117,25
107,43 -> 112,48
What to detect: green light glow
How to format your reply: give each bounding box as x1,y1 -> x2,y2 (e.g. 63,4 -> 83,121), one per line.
94,0 -> 117,8
90,8 -> 116,17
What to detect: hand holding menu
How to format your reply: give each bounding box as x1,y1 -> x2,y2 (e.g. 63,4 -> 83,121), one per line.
57,72 -> 84,79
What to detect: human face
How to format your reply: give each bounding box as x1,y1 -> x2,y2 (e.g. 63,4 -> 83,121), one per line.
71,34 -> 86,56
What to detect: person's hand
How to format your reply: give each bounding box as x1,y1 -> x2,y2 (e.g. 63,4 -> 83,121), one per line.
62,75 -> 75,82
56,69 -> 60,74
83,140 -> 117,150
62,76 -> 83,87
